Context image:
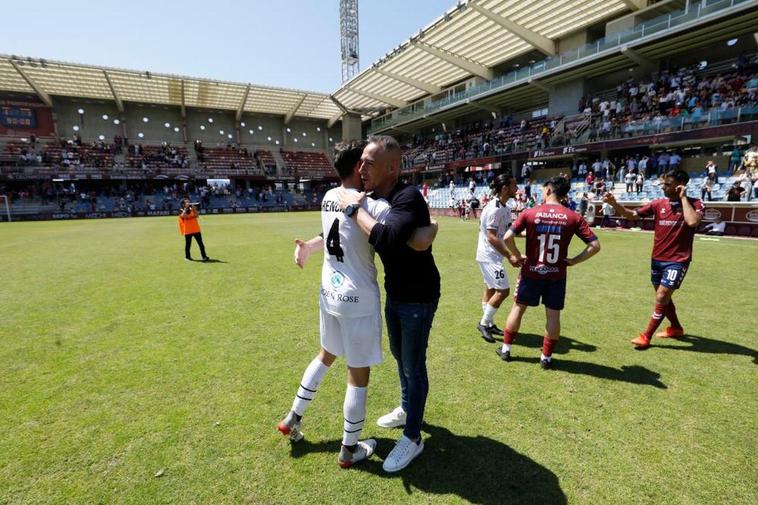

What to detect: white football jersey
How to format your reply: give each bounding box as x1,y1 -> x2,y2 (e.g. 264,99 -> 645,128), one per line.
476,198 -> 512,263
320,188 -> 390,318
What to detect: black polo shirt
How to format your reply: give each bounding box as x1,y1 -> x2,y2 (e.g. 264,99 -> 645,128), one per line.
368,182 -> 441,303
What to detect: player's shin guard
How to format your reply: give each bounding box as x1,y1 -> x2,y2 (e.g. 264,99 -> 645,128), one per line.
342,385 -> 367,447
541,336 -> 557,360
642,303 -> 667,339
501,328 -> 517,353
666,300 -> 682,329
291,357 -> 330,417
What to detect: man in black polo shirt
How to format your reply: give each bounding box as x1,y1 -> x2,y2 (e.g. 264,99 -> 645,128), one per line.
339,135 -> 440,473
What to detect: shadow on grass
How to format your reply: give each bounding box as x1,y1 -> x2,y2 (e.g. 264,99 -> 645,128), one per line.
506,333 -> 597,355
290,424 -> 566,504
651,334 -> 758,364
187,258 -> 228,264
506,356 -> 667,389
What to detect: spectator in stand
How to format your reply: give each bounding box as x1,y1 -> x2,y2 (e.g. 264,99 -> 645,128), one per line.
585,171 -> 595,192
523,178 -> 532,199
705,160 -> 718,180
701,174 -> 714,201
635,172 -> 644,195
638,156 -> 649,178
657,151 -> 670,176
521,163 -> 530,182
726,182 -> 744,201
625,170 -> 635,193
729,145 -> 743,173
669,151 -> 682,171
737,168 -> 754,201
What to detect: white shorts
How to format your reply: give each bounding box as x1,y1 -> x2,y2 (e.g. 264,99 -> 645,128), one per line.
478,261 -> 510,290
320,308 -> 383,368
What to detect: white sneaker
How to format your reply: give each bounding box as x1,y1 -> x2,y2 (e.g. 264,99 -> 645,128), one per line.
376,406 -> 406,428
382,435 -> 424,472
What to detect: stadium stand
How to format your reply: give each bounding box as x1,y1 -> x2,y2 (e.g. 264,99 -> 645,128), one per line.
2,0 -> 758,237
280,150 -> 335,179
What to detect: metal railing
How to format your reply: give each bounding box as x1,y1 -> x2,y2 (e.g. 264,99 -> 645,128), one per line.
369,0 -> 753,133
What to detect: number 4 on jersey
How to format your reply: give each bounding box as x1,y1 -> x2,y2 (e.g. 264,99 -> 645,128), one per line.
326,218 -> 345,262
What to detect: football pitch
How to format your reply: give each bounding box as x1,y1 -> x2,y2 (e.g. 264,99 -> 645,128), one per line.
1,212 -> 756,505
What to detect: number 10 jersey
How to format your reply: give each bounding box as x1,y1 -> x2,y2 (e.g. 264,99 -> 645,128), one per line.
320,187 -> 391,318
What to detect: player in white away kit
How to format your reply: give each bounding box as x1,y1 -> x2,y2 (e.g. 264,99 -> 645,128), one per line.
476,173 -> 519,343
278,140 -> 438,468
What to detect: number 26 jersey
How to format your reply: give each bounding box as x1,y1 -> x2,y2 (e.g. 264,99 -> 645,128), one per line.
510,203 -> 597,280
320,187 -> 390,318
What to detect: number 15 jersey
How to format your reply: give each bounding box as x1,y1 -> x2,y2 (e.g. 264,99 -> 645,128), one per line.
510,203 -> 597,280
320,187 -> 391,318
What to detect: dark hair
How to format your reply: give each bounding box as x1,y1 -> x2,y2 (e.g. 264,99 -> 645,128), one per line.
333,140 -> 367,180
543,176 -> 571,198
490,173 -> 514,194
664,169 -> 689,185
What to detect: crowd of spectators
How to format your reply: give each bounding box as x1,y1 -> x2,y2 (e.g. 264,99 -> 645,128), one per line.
579,59 -> 757,141
401,115 -> 559,169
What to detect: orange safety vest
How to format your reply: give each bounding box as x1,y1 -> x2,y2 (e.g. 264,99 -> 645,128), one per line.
178,208 -> 201,235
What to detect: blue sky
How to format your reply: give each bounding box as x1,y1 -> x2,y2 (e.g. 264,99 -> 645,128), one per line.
2,0 -> 453,93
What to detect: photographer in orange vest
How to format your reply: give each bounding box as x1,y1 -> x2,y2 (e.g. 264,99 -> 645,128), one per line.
178,199 -> 210,261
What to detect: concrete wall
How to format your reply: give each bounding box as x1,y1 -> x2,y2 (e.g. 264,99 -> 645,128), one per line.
55,98 -> 121,142
548,78 -> 586,116
342,113 -> 362,141
123,103 -> 184,144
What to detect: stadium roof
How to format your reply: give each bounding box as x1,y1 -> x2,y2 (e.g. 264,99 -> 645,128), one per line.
333,0 -> 639,113
0,54 -> 343,122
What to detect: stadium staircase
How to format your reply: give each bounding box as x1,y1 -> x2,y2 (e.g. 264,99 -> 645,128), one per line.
270,150 -> 286,176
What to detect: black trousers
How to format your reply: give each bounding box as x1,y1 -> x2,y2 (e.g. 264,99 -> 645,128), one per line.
185,232 -> 207,259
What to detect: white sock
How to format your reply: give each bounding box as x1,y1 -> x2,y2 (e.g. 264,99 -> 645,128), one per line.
540,353 -> 552,362
342,385 -> 367,446
291,357 -> 330,416
481,301 -> 487,313
480,303 -> 498,327
501,343 -> 512,353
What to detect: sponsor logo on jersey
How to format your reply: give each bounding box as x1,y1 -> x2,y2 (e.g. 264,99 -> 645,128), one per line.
746,209 -> 758,222
703,208 -> 722,221
658,219 -> 681,226
536,210 -> 568,220
330,271 -> 345,288
529,265 -> 560,275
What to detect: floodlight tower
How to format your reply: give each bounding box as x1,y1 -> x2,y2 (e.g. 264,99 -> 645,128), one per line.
340,0 -> 359,83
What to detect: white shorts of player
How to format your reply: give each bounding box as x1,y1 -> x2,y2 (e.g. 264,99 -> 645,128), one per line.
478,261 -> 509,290
320,308 -> 383,368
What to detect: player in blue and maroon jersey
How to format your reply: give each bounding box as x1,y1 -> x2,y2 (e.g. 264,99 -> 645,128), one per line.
604,169 -> 703,350
498,177 -> 601,369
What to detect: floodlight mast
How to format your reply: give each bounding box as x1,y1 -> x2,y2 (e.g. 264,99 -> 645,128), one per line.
340,0 -> 359,83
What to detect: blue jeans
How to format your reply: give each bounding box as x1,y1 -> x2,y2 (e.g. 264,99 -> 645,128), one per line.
384,297 -> 438,440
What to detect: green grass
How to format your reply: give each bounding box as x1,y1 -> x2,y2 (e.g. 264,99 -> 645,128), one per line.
0,213 -> 756,504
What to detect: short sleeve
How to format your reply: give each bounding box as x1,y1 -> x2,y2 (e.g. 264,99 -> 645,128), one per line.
510,210 -> 527,234
575,216 -> 598,243
636,201 -> 655,218
484,207 -> 498,230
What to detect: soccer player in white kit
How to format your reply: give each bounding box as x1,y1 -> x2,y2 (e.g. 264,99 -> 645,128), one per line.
278,140 -> 437,468
476,173 -> 519,343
